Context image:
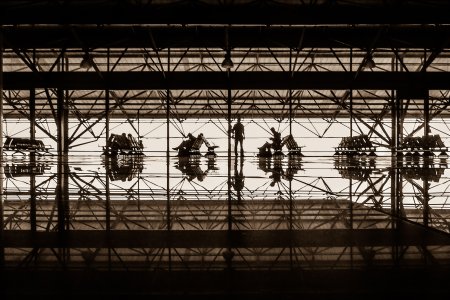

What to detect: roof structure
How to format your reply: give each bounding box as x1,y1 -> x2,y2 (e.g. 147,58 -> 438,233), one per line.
0,0 -> 449,122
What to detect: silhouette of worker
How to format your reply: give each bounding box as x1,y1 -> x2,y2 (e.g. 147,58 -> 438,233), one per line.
269,157 -> 283,187
232,158 -> 245,201
173,133 -> 196,151
231,116 -> 245,156
259,127 -> 282,152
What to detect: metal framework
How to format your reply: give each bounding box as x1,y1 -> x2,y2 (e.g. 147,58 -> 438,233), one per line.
1,0 -> 450,297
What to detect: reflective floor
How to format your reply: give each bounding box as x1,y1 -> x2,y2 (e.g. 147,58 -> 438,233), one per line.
1,154 -> 450,298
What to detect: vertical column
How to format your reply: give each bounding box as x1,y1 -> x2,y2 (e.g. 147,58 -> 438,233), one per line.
349,48 -> 353,137
390,58 -> 398,231
105,149 -> 111,269
348,48 -> 353,264
105,48 -> 110,146
391,57 -> 397,156
0,29 -> 3,159
391,94 -> 397,155
56,56 -> 69,268
166,48 -> 172,270
390,161 -> 398,228
392,53 -> 404,232
423,91 -> 431,156
289,48 -> 293,136
30,89 -> 35,140
166,48 -> 171,231
0,26 -> 5,267
288,48 -> 293,268
423,179 -> 430,227
105,90 -> 110,148
227,67 -> 232,231
30,89 -> 36,232
57,88 -> 69,155
423,49 -> 430,139
390,57 -> 398,235
56,148 -> 69,267
56,86 -> 69,228
105,48 -> 111,267
397,97 -> 403,151
349,48 -> 353,227
423,71 -> 430,225
395,92 -> 404,230
223,55 -> 234,278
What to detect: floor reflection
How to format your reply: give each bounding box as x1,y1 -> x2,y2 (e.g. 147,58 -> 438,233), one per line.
102,154 -> 144,182
1,155 -> 450,297
334,156 -> 377,181
257,155 -> 304,187
175,156 -> 219,182
4,161 -> 50,178
399,156 -> 447,182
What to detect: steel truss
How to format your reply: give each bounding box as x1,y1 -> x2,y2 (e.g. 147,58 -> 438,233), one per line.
1,44 -> 450,157
1,2 -> 450,297
1,44 -> 450,270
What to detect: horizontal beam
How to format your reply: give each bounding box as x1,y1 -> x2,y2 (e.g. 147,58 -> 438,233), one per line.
2,225 -> 449,248
3,71 -> 450,90
4,26 -> 450,49
1,2 -> 450,25
3,269 -> 450,297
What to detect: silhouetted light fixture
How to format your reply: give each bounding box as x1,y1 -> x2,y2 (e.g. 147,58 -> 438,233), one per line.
364,55 -> 376,69
80,54 -> 93,69
221,28 -> 233,69
221,51 -> 234,69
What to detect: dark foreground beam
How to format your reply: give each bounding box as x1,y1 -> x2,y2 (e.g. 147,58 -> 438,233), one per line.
2,225 -> 449,248
3,26 -> 450,49
4,71 -> 450,90
2,269 -> 450,299
1,2 -> 450,25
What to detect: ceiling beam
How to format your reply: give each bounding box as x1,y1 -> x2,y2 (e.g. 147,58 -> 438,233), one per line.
3,71 -> 450,91
1,2 -> 450,25
3,225 -> 449,248
3,26 -> 450,49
